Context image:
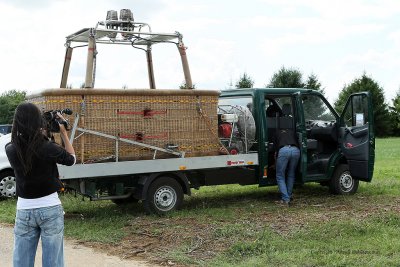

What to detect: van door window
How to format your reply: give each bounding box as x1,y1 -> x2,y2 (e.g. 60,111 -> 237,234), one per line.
343,95 -> 369,127
302,95 -> 336,123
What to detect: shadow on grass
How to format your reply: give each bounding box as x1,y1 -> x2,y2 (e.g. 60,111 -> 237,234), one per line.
63,181 -> 373,219
181,183 -> 332,212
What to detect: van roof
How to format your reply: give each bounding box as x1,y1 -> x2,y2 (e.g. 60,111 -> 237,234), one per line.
220,88 -> 322,96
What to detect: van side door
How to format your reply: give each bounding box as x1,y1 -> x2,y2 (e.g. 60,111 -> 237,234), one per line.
339,92 -> 375,181
294,93 -> 307,183
298,92 -> 338,181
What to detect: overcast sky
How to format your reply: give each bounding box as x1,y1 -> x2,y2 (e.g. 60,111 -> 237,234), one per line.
0,0 -> 399,103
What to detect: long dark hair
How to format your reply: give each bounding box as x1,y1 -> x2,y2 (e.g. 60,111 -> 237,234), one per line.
11,102 -> 45,175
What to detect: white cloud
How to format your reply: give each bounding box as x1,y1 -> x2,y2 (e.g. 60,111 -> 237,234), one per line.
258,0 -> 400,20
388,30 -> 400,45
0,0 -> 64,9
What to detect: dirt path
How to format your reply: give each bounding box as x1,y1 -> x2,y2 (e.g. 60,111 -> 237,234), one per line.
0,224 -> 154,267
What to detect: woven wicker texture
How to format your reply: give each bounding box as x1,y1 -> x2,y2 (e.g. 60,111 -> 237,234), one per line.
28,89 -> 220,163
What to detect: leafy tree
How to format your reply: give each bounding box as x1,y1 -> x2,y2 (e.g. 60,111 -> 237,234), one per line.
389,89 -> 400,136
179,81 -> 196,89
334,73 -> 391,137
0,90 -> 26,124
235,72 -> 254,88
267,66 -> 304,88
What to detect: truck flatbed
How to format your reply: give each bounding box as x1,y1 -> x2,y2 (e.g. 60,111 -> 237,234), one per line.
58,154 -> 258,180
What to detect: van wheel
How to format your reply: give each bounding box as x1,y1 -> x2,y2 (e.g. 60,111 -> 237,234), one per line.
329,164 -> 359,195
144,177 -> 183,215
0,171 -> 16,198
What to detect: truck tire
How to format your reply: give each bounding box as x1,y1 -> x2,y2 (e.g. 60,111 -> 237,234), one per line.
0,171 -> 16,198
143,176 -> 183,215
329,164 -> 359,195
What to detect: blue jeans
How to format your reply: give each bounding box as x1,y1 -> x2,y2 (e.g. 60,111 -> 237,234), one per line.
13,205 -> 64,267
276,146 -> 300,202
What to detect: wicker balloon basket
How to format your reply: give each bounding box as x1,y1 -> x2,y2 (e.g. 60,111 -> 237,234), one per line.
28,89 -> 221,163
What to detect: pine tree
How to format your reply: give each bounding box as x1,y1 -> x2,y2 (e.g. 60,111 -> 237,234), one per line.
235,73 -> 254,88
179,81 -> 196,89
303,74 -> 329,120
389,89 -> 400,136
334,73 -> 391,137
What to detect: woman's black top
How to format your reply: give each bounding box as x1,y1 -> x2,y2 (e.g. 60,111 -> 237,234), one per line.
5,140 -> 75,199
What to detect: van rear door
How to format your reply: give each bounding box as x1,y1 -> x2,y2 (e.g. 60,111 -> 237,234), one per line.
339,92 -> 375,181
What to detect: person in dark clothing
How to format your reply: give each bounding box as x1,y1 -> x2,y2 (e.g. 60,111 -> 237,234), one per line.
274,128 -> 300,206
5,102 -> 75,267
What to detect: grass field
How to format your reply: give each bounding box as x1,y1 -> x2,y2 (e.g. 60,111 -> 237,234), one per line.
1,138 -> 400,266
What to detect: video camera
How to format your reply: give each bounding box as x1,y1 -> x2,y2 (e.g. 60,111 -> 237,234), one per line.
43,108 -> 73,133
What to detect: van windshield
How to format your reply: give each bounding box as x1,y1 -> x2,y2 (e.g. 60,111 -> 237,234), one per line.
218,96 -> 253,112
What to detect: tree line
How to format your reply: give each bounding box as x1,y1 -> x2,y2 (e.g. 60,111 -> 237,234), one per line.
1,67 -> 399,137
234,67 -> 400,137
0,90 -> 26,125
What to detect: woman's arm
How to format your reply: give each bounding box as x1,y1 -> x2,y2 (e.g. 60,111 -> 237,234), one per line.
57,113 -> 75,156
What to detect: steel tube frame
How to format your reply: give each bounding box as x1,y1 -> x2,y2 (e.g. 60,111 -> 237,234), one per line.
84,31 -> 95,88
66,30 -> 178,43
60,46 -> 73,88
146,45 -> 156,89
177,42 -> 193,89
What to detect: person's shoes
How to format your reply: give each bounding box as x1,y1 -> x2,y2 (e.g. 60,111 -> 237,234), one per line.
274,200 -> 290,207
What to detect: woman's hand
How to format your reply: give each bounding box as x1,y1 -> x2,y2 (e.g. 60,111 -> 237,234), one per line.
56,112 -> 66,121
56,112 -> 68,134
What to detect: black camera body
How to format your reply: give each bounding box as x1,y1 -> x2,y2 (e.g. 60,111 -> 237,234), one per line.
43,108 -> 73,133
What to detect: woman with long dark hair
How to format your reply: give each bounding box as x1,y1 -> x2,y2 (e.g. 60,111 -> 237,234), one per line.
5,102 -> 75,267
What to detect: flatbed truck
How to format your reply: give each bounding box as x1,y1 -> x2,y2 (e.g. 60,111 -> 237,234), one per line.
0,10 -> 375,215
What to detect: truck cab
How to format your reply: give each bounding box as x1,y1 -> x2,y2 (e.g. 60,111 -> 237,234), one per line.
218,88 -> 375,194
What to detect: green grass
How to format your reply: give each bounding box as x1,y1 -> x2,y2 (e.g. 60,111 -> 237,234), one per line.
210,212 -> 400,267
1,138 -> 399,266
359,138 -> 400,196
0,198 -> 16,224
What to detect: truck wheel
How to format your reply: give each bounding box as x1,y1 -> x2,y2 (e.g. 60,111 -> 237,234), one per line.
329,164 -> 359,195
144,177 -> 183,215
0,171 -> 16,198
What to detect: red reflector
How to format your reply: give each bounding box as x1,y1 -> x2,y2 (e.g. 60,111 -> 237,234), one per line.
229,149 -> 238,155
346,142 -> 353,148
